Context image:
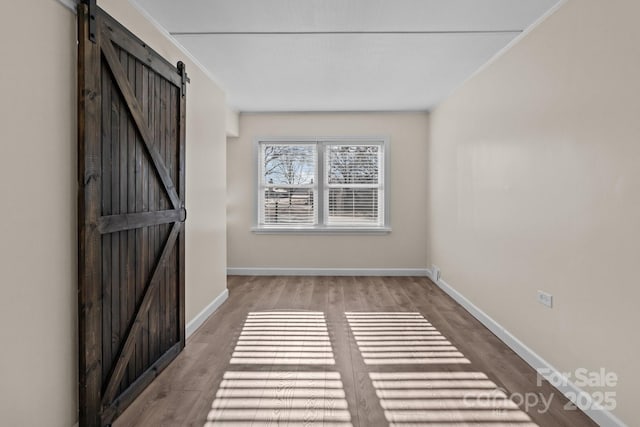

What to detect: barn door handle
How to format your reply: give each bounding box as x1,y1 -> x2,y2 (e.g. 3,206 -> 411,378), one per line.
179,207 -> 187,222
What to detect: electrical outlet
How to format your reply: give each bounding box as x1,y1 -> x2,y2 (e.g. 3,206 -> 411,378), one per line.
537,290 -> 553,308
432,265 -> 441,282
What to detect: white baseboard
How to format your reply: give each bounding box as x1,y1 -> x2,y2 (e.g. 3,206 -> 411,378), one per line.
227,267 -> 430,277
185,288 -> 229,339
430,273 -> 626,427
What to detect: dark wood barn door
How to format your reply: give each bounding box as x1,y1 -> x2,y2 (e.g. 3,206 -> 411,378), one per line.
77,2 -> 188,425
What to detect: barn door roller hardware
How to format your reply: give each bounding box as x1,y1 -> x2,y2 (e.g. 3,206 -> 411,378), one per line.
177,61 -> 190,97
81,0 -> 97,43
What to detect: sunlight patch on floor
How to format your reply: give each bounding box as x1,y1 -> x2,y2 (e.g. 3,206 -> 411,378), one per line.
205,310 -> 541,426
205,370 -> 352,426
370,372 -> 538,426
231,311 -> 335,365
346,312 -> 470,365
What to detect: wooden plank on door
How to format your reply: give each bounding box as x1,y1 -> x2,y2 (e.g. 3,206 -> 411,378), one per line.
77,3 -> 103,424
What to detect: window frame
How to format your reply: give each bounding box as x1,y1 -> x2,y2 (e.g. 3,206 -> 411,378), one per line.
253,136 -> 391,234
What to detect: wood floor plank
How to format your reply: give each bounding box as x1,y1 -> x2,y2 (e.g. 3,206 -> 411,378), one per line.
322,277 -> 360,427
114,276 -> 597,427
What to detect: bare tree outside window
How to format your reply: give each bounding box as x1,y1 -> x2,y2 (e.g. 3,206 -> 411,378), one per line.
327,145 -> 381,224
262,144 -> 316,225
328,145 -> 379,185
264,145 -> 315,185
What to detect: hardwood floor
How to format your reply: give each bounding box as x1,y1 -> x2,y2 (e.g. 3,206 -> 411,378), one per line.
114,276 -> 597,427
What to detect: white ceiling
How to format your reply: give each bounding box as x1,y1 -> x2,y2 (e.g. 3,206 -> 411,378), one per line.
133,0 -> 560,112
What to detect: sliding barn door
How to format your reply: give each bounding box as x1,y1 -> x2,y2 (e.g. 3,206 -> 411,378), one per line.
77,2 -> 187,425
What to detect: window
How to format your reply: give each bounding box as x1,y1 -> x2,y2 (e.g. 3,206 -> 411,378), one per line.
260,143 -> 317,226
256,138 -> 389,232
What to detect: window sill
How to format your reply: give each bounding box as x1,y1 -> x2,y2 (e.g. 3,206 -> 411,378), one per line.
251,226 -> 392,235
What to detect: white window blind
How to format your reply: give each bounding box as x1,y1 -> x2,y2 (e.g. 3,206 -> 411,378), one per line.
256,138 -> 387,231
259,143 -> 317,226
326,144 -> 383,226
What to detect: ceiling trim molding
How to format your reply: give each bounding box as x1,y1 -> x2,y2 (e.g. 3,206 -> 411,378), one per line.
128,0 -> 227,92
54,0 -> 225,93
56,0 -> 231,110
171,30 -> 523,36
55,0 -> 77,13
440,0 -> 568,105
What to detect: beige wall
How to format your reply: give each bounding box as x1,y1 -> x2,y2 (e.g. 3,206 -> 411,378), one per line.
0,1 -> 227,426
226,107 -> 240,137
227,112 -> 429,270
0,2 -> 77,426
429,0 -> 639,424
